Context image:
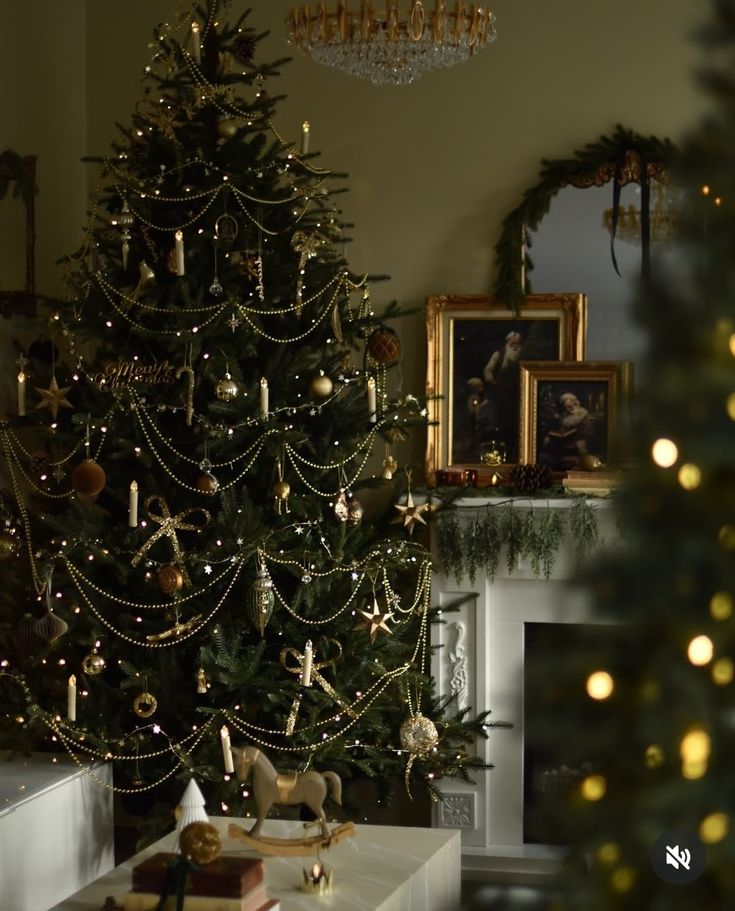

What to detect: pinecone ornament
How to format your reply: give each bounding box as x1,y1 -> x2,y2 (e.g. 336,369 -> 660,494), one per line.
510,463 -> 553,494
232,33 -> 256,64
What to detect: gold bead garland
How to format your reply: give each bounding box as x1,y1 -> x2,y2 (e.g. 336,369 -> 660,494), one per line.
95,272 -> 228,336
0,670 -> 216,793
64,557 -> 244,649
62,555 -> 235,611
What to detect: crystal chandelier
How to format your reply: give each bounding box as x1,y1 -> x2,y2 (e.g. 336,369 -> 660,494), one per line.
286,1 -> 497,86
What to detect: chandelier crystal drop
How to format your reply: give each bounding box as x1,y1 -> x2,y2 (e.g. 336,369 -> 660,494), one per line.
286,1 -> 497,86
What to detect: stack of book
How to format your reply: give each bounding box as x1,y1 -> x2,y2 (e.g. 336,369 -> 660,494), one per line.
123,852 -> 279,911
562,469 -> 625,497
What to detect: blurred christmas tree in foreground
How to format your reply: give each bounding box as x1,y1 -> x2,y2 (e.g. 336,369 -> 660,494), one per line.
0,0 -> 497,840
523,1 -> 735,908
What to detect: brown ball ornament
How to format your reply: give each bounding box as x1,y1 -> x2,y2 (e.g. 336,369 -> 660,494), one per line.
158,564 -> 185,595
196,472 -> 220,495
71,459 -> 106,497
179,821 -> 222,865
309,372 -> 333,398
217,118 -> 239,139
367,327 -> 401,365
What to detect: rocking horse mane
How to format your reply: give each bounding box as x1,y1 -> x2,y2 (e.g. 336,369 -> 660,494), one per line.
232,745 -> 274,778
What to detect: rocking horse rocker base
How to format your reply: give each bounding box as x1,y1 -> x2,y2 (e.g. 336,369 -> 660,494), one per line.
227,819 -> 356,856
229,745 -> 356,856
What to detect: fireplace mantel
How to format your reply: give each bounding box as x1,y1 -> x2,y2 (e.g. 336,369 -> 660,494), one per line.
430,496 -> 617,882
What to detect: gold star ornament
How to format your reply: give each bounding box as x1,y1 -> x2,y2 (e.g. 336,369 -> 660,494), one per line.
35,376 -> 73,421
392,490 -> 429,535
357,598 -> 393,643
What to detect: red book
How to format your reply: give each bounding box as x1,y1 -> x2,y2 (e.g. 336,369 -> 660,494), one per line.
131,853 -> 263,899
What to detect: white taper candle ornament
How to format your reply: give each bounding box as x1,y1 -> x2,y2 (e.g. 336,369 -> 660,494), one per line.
174,230 -> 185,276
220,725 -> 235,773
301,640 -> 313,687
367,376 -> 377,423
191,21 -> 201,64
301,121 -> 310,154
128,480 -> 139,528
17,371 -> 26,416
67,675 -> 77,722
260,377 -> 269,418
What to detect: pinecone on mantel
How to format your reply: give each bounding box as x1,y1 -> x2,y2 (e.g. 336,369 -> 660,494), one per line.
510,463 -> 553,494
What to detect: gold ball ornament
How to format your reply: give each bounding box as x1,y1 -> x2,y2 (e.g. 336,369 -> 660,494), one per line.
196,472 -> 220,495
71,459 -> 107,497
217,118 -> 239,140
309,372 -> 333,398
179,821 -> 222,865
215,373 -> 239,401
399,713 -> 439,755
367,327 -> 401,365
158,564 -> 185,595
133,692 -> 158,718
0,530 -> 18,560
82,651 -> 106,676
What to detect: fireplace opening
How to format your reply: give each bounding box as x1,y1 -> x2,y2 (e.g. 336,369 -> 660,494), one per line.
523,621 -> 623,845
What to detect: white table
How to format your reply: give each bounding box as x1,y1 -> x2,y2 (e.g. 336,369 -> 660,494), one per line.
0,752 -> 114,911
48,815 -> 461,911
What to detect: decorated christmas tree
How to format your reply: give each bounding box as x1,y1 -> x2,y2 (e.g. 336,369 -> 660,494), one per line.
522,1 -> 735,907
0,1 -> 494,841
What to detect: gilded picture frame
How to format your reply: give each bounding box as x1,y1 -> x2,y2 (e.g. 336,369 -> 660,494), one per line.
519,360 -> 634,471
425,293 -> 586,486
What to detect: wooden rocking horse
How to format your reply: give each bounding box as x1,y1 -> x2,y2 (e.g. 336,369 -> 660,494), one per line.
227,745 -> 355,855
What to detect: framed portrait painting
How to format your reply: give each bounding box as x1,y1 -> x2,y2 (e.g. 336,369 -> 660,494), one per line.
519,361 -> 634,471
425,293 -> 586,485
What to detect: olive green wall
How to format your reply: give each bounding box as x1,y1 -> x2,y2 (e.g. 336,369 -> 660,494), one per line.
5,1 -> 706,461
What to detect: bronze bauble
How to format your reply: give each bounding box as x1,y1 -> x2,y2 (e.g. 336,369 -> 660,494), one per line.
71,459 -> 106,497
309,373 -> 334,398
367,327 -> 401,365
158,564 -> 185,595
196,472 -> 220,495
179,821 -> 222,865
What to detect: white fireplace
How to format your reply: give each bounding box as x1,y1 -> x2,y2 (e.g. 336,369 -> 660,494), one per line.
430,496 -> 616,882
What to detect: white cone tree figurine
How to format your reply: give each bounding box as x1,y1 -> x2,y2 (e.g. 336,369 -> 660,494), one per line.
174,777 -> 209,851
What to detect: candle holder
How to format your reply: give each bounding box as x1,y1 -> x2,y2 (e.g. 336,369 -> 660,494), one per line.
300,861 -> 333,895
